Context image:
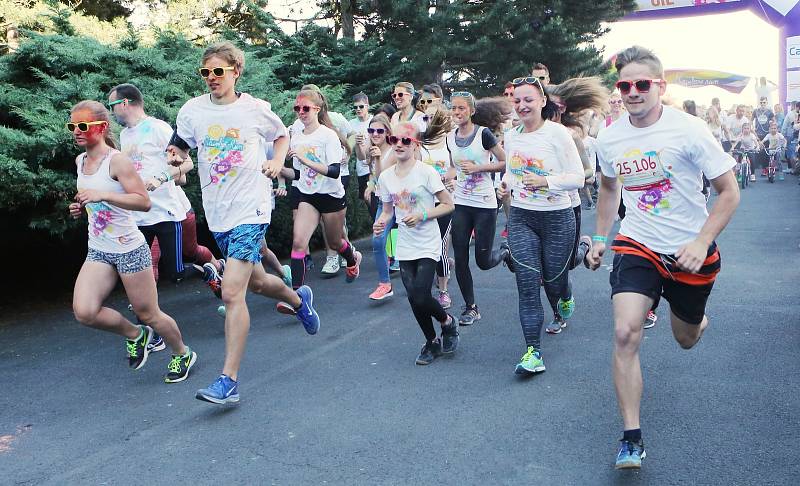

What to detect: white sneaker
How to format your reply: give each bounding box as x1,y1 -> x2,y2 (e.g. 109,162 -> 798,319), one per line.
320,255 -> 340,276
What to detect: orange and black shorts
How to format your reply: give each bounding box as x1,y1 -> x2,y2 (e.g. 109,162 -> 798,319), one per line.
609,235 -> 721,325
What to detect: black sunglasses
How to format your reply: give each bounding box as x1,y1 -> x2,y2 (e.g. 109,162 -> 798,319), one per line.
388,136 -> 417,145
293,105 -> 313,113
367,128 -> 386,134
391,92 -> 408,99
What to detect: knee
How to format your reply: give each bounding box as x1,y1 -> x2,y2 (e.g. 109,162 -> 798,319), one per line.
614,321 -> 642,353
73,303 -> 100,326
675,336 -> 696,350
135,306 -> 159,325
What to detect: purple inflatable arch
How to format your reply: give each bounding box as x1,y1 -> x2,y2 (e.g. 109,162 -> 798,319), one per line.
622,0 -> 800,105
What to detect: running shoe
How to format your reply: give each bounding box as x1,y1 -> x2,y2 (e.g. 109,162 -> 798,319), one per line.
389,258 -> 400,273
196,374 -> 239,404
749,174 -> 756,182
545,316 -> 566,334
415,339 -> 443,365
500,241 -> 515,273
458,305 -> 481,326
276,301 -> 296,316
202,262 -> 223,299
615,439 -> 646,469
436,290 -> 452,309
304,254 -> 314,271
514,346 -> 545,374
345,250 -> 363,283
295,285 -> 320,335
147,332 -> 166,353
164,347 -> 197,383
440,315 -> 459,354
558,296 -> 575,320
281,264 -> 292,287
644,310 -> 657,329
369,282 -> 394,301
126,325 -> 153,370
320,255 -> 340,277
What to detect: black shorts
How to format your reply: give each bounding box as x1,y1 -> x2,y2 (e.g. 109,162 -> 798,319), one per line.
610,248 -> 717,325
341,175 -> 351,193
290,185 -> 300,210
297,192 -> 347,214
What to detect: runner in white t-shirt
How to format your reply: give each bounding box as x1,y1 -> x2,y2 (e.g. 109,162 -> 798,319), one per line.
349,92 -> 374,206
68,100 -> 196,384
374,121 -> 457,365
447,92 -> 513,326
168,42 -> 320,405
586,46 -> 739,470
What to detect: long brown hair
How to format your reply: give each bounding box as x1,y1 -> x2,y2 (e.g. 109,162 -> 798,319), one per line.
472,97 -> 513,134
546,77 -> 609,130
421,108 -> 452,146
71,100 -> 117,149
296,89 -> 352,158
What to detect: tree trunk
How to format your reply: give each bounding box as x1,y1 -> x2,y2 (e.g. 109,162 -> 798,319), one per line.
341,0 -> 355,39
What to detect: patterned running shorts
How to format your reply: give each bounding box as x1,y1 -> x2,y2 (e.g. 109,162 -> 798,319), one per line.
86,243 -> 152,274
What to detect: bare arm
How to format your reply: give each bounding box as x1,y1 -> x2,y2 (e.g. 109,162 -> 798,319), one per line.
585,174 -> 621,270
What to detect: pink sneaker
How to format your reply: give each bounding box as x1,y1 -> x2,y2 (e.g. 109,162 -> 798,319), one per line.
369,283 -> 393,301
437,290 -> 452,310
345,250 -> 362,283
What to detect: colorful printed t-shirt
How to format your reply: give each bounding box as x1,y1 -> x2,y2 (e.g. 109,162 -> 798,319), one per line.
290,125 -> 346,198
446,126 -> 499,209
596,105 -> 735,254
120,116 -> 186,226
379,161 -> 446,262
502,120 -> 585,211
176,93 -> 287,232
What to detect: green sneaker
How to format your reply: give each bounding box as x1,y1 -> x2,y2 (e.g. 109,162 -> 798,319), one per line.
515,346 -> 545,374
557,297 -> 575,320
126,325 -> 153,370
281,264 -> 292,287
164,347 -> 198,383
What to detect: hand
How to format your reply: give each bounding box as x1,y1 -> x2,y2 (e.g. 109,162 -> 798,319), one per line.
356,134 -> 366,146
368,146 -> 382,159
522,173 -> 546,190
144,176 -> 163,192
274,186 -> 287,197
402,212 -> 424,228
586,241 -> 606,270
496,181 -> 509,200
75,189 -> 105,207
674,239 -> 708,273
364,188 -> 373,203
372,218 -> 387,236
444,178 -> 455,192
262,159 -> 283,179
287,148 -> 296,159
68,202 -> 83,219
461,161 -> 480,175
166,146 -> 187,166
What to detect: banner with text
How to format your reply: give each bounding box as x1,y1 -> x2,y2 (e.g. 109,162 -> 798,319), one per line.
664,69 -> 751,93
635,0 -> 741,12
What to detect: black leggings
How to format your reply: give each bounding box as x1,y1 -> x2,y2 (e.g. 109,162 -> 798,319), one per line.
400,258 -> 448,341
451,204 -> 504,307
140,221 -> 184,282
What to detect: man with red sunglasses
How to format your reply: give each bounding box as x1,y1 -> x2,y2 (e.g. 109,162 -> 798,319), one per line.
587,46 -> 740,470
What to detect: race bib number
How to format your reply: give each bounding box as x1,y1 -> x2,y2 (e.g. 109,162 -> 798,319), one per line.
615,149 -> 669,192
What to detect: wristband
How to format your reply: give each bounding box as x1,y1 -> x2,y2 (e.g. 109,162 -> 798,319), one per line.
161,171 -> 172,182
277,183 -> 286,189
592,235 -> 607,243
422,209 -> 428,222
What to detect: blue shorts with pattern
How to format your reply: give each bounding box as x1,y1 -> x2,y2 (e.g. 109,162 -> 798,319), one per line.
86,243 -> 152,274
212,224 -> 268,263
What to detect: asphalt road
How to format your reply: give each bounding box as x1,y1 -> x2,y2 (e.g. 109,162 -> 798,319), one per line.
2,175 -> 799,485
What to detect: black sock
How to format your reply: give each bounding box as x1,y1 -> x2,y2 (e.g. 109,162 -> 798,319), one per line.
623,428 -> 642,443
290,255 -> 306,290
338,239 -> 356,267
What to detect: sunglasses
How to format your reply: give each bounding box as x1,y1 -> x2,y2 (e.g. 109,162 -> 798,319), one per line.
293,105 -> 317,113
367,128 -> 386,134
354,104 -> 366,109
66,121 -> 107,132
503,92 -> 513,97
451,91 -> 474,99
614,79 -> 664,95
609,99 -> 624,105
391,92 -> 410,99
388,136 -> 418,146
198,66 -> 235,78
510,77 -> 545,97
418,98 -> 438,105
107,98 -> 128,108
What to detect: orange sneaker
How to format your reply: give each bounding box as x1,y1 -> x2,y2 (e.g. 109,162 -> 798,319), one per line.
345,250 -> 363,283
369,282 -> 393,301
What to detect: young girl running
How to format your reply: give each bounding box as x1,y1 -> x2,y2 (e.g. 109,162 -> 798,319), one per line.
68,100 -> 196,383
447,93 -> 513,326
358,114 -> 396,300
497,77 -> 585,374
287,88 -> 362,288
168,42 -> 320,404
373,122 -> 457,365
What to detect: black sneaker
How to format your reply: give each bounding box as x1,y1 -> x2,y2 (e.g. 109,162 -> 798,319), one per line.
500,241 -> 515,273
415,339 -> 443,365
147,332 -> 166,353
458,305 -> 481,326
126,325 -> 153,370
440,315 -> 459,354
164,347 -> 197,383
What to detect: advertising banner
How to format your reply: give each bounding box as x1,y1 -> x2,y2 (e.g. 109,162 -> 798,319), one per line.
635,0 -> 740,12
788,35 -> 800,70
788,71 -> 800,102
664,69 -> 751,93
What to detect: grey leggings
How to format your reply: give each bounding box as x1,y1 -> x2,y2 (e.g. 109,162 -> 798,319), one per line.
508,206 -> 576,349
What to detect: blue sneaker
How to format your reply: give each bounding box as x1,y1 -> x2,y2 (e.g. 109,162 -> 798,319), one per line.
196,374 -> 239,404
615,439 -> 646,469
295,285 -> 320,335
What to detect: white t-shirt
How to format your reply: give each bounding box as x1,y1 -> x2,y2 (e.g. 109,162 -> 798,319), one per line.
291,114 -> 351,176
597,105 -> 736,254
291,125 -> 346,198
120,116 -> 186,226
736,133 -> 760,150
762,132 -> 786,150
349,116 -> 373,177
725,115 -> 750,140
447,126 -> 499,209
503,121 -> 585,211
176,93 -> 286,233
379,161 -> 446,262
